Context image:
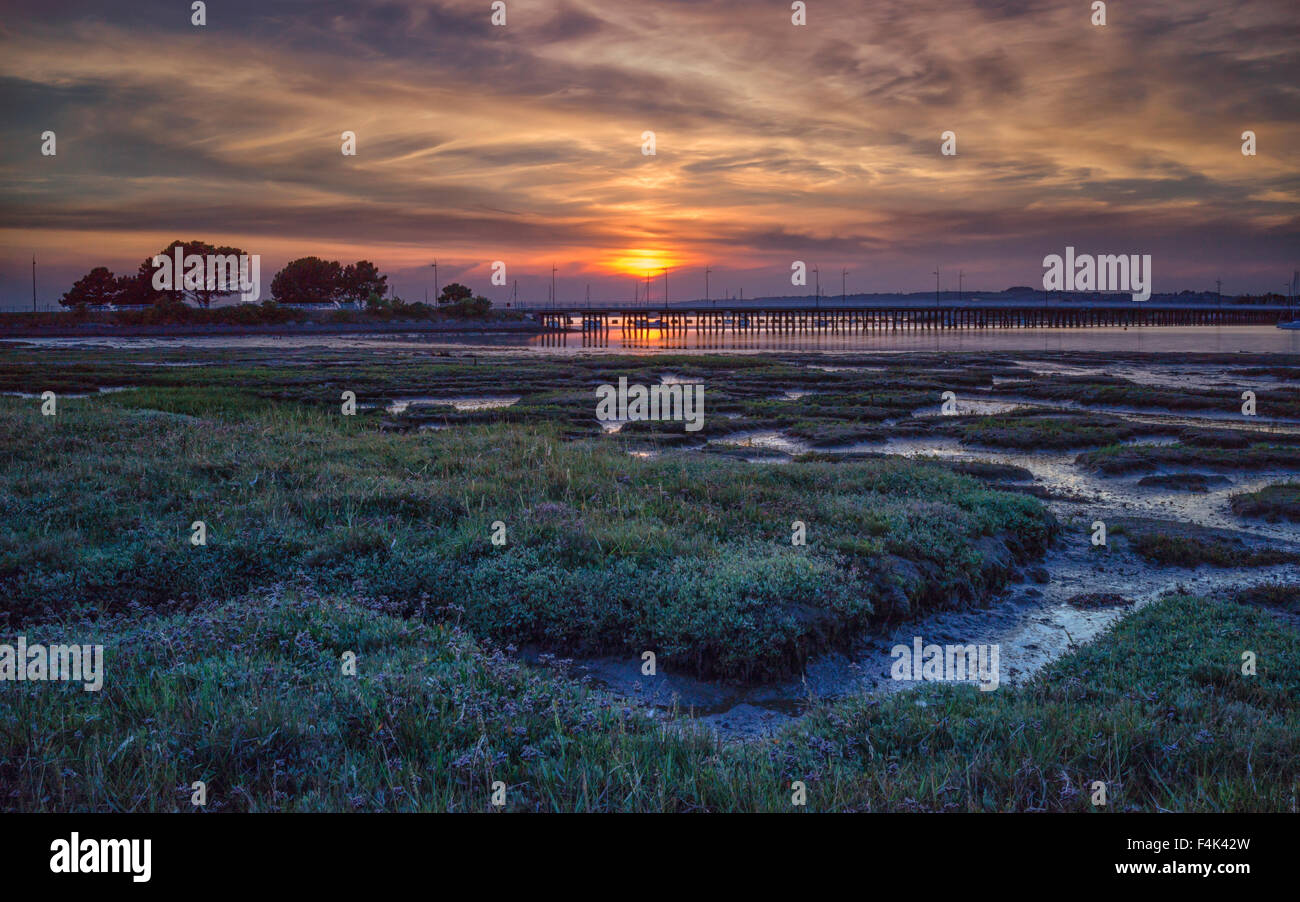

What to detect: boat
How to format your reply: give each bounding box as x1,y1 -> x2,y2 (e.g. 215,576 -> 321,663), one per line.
1279,319 -> 1300,330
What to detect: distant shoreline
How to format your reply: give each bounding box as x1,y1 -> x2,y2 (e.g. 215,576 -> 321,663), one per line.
1,298 -> 1292,340
0,319 -> 547,340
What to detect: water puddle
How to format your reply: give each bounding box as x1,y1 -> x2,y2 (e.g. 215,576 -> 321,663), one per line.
577,538 -> 1298,740
874,435 -> 1300,541
575,426 -> 1300,738
1019,399 -> 1300,433
386,395 -> 520,414
128,361 -> 210,367
1010,359 -> 1300,392
4,386 -> 132,398
710,430 -> 810,456
912,399 -> 1021,417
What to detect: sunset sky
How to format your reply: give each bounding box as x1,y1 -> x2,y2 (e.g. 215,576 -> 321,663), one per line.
1,0 -> 1297,308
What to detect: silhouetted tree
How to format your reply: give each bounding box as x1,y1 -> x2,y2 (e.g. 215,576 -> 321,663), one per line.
133,239 -> 250,308
445,295 -> 493,318
114,270 -> 162,308
271,257 -> 344,304
59,267 -> 120,308
437,282 -> 473,306
339,260 -> 387,303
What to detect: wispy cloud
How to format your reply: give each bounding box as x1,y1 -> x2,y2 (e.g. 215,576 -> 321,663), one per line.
1,0 -> 1296,305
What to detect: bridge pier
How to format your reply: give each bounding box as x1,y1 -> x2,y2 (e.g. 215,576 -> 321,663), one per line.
559,303 -> 1285,335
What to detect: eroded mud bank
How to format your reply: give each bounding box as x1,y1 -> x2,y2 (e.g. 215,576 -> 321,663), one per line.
577,358 -> 1300,737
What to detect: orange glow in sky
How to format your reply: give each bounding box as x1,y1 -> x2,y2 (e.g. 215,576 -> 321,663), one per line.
603,249 -> 687,278
0,0 -> 1296,306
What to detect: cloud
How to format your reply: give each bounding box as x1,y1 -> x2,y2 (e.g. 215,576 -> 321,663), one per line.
0,0 -> 1297,307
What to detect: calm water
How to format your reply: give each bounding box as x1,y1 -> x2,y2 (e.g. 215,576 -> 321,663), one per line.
529,324 -> 1300,355
5,325 -> 1299,355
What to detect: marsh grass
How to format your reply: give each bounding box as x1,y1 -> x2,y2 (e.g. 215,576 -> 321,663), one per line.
0,389 -> 1053,681
3,349 -> 1297,813
998,375 -> 1300,419
957,411 -> 1175,450
1230,482 -> 1300,522
2,593 -> 1293,812
1118,528 -> 1300,568
1078,442 -> 1300,475
1234,582 -> 1300,613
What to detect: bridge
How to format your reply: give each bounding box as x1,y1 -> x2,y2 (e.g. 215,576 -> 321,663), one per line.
534,303 -> 1290,333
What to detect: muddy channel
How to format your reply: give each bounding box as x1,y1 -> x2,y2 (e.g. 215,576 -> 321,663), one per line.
562,358 -> 1300,738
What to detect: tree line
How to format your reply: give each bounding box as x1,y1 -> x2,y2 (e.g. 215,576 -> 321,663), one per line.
59,240 -> 491,316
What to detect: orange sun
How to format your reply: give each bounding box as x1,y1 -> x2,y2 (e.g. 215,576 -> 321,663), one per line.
603,248 -> 684,277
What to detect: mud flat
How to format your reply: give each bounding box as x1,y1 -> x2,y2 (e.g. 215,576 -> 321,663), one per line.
578,513 -> 1300,738
0,318 -> 543,341
3,343 -> 1298,811
569,354 -> 1300,736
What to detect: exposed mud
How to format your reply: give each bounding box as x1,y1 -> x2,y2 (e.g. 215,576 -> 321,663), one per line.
384,395 -> 520,414
575,524 -> 1300,738
573,361 -> 1300,738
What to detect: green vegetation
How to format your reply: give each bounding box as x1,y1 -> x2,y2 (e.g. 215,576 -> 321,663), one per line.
1117,526 -> 1300,568
1234,582 -> 1300,614
956,411 -> 1169,450
2,593 -> 1293,812
2,347 -> 1297,813
998,374 -> 1300,419
1230,482 -> 1300,522
1078,442 -> 1300,475
1136,473 -> 1227,492
0,389 -> 1054,681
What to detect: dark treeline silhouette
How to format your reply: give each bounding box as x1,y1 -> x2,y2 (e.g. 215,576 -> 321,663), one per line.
57,242 -> 494,320
269,257 -> 385,306
61,239 -> 251,309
